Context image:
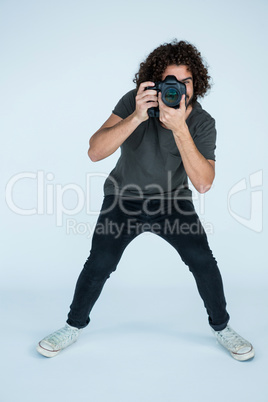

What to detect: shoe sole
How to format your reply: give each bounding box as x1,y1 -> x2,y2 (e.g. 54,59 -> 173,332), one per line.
231,347 -> 255,361
36,342 -> 61,358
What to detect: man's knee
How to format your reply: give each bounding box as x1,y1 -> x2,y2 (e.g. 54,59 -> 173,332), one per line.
180,245 -> 217,272
83,250 -> 120,279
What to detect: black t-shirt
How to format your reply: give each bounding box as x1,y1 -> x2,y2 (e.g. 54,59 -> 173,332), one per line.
103,89 -> 216,200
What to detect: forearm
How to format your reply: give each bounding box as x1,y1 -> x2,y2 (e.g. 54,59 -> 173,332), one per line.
88,113 -> 142,162
173,123 -> 215,193
89,81 -> 158,162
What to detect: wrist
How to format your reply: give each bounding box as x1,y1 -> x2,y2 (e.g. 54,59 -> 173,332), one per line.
132,110 -> 149,124
173,122 -> 189,139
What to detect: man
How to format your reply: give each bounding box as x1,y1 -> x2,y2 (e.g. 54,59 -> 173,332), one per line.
37,40 -> 254,361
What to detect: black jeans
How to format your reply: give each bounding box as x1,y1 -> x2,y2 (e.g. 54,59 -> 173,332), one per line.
67,195 -> 230,331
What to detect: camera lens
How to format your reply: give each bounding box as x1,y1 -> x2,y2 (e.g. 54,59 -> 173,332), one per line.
164,88 -> 179,105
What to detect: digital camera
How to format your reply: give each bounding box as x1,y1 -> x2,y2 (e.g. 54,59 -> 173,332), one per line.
146,75 -> 186,117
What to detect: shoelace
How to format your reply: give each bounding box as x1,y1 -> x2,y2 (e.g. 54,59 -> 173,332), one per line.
217,327 -> 249,352
44,326 -> 79,349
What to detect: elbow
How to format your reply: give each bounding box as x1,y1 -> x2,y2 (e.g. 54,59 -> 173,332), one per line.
196,180 -> 214,194
88,135 -> 106,162
88,147 -> 100,162
88,137 -> 103,161
196,169 -> 215,194
88,135 -> 99,162
198,184 -> 211,194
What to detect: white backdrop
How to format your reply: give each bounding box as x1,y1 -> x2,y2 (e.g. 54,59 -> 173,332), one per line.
1,0 -> 267,290
1,1 -> 267,401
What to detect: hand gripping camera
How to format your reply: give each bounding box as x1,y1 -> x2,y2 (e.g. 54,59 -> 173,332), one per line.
146,75 -> 186,117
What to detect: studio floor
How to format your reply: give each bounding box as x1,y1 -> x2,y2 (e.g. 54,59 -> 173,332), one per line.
1,283 -> 266,402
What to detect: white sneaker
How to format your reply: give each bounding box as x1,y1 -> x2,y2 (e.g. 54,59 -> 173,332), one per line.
212,325 -> 255,361
36,323 -> 82,358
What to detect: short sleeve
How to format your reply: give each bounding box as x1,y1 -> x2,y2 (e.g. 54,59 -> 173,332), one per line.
194,117 -> 217,161
112,89 -> 136,119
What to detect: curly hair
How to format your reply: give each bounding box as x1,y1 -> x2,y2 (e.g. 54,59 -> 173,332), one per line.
133,40 -> 211,104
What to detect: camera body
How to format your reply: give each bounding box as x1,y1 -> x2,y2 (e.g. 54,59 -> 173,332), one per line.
146,75 -> 186,117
